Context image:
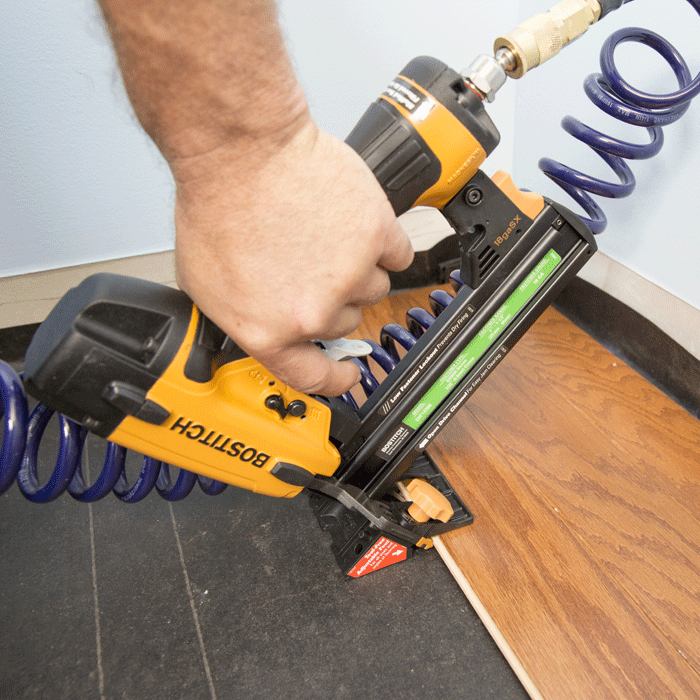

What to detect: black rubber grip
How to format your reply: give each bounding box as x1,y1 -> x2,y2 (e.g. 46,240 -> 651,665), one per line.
345,99 -> 441,217
345,57 -> 500,217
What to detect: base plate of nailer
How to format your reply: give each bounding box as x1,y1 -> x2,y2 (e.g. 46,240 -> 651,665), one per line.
308,452 -> 473,578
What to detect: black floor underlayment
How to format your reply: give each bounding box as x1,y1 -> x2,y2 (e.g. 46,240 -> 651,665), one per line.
1,364 -> 527,698
0,446 -> 527,700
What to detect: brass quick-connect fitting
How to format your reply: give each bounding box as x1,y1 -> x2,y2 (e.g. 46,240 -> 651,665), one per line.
494,0 -> 602,78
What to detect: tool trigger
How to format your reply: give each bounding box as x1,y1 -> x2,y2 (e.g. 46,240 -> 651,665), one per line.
314,338 -> 372,362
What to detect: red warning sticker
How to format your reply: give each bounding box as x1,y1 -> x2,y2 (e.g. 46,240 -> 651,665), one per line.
348,537 -> 407,578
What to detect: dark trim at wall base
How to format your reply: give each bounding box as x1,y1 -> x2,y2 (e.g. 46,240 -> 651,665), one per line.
0,323 -> 40,365
554,277 -> 700,420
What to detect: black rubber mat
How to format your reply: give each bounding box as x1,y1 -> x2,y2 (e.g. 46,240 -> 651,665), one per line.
0,430 -> 527,700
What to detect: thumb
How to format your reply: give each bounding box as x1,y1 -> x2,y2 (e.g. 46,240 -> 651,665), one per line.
378,218 -> 415,273
259,342 -> 362,397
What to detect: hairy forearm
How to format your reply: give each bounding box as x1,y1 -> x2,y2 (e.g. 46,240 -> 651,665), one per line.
98,0 -> 310,167
97,0 -> 412,396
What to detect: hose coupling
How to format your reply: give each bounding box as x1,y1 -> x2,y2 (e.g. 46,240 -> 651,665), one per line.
494,0 -> 602,78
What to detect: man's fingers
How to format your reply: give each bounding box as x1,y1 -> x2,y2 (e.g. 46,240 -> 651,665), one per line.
377,219 -> 414,273
347,266 -> 391,307
309,305 -> 363,342
261,343 -> 362,397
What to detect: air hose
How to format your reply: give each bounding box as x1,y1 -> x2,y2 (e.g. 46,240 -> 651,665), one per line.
1,1 -> 698,503
0,360 -> 224,503
539,11 -> 700,233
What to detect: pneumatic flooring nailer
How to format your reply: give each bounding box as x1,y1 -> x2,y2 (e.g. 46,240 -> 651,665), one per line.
6,0 -> 697,576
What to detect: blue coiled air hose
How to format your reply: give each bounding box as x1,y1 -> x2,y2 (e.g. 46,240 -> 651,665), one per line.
538,0 -> 700,233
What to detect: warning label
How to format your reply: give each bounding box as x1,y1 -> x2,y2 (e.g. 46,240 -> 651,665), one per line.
348,537 -> 407,578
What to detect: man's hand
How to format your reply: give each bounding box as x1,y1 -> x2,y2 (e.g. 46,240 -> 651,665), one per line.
173,121 -> 413,396
98,0 -> 413,395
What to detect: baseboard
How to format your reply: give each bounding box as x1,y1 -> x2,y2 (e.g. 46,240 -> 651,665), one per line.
577,251 -> 700,362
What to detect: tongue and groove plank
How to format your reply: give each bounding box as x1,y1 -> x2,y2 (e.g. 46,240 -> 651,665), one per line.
431,426 -> 699,700
508,309 -> 700,511
461,315 -> 700,659
356,288 -> 700,699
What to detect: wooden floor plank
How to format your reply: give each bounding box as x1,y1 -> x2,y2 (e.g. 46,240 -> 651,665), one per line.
465,309 -> 700,672
433,422 -> 700,699
355,288 -> 700,700
512,310 -> 700,510
432,536 -> 545,700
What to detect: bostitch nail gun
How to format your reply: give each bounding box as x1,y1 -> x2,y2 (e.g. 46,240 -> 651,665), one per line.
23,1 -> 626,576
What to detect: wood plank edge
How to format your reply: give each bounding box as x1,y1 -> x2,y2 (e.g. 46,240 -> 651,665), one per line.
433,536 -> 543,700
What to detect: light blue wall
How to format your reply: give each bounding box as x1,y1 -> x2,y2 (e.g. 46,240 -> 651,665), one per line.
1,0 -> 517,279
1,0 -> 176,278
3,1 -> 698,312
512,0 -> 700,310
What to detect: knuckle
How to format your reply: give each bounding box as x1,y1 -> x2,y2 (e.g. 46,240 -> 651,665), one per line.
375,272 -> 392,300
295,371 -> 333,396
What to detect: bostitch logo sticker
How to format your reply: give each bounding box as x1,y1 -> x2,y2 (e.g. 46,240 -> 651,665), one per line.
169,416 -> 270,468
